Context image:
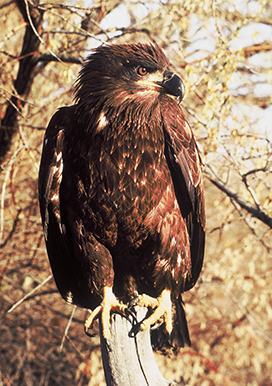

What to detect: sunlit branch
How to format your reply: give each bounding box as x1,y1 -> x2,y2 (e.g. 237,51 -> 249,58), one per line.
35,53 -> 82,65
1,275 -> 53,318
204,165 -> 272,229
231,199 -> 271,252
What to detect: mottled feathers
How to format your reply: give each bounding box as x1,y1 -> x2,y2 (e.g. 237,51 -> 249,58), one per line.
38,42 -> 205,350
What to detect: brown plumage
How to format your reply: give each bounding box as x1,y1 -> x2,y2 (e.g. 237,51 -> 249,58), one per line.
38,42 -> 205,350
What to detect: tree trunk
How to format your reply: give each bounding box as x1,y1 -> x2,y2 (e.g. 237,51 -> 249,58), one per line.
0,0 -> 43,163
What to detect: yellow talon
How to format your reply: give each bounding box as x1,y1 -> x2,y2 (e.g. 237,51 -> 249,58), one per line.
136,289 -> 172,333
84,286 -> 127,340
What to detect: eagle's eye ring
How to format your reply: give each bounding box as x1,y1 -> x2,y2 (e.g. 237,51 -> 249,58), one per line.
137,67 -> 148,76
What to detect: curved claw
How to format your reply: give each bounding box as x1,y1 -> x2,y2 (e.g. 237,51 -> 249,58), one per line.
84,304 -> 102,337
132,289 -> 173,334
128,296 -> 140,309
125,307 -> 138,324
84,325 -> 97,337
128,323 -> 142,338
84,287 -> 127,341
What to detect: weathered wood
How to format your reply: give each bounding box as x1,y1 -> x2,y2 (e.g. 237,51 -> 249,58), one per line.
100,308 -> 178,386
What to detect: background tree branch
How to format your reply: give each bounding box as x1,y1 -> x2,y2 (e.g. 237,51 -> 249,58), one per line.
204,166 -> 272,229
35,53 -> 82,64
0,0 -> 43,163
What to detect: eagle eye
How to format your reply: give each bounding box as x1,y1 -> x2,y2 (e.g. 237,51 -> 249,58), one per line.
137,66 -> 148,76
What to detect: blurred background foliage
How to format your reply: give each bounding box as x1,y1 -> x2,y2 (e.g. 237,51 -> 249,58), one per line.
0,0 -> 272,385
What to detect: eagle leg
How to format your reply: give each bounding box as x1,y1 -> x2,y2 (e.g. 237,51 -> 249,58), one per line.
133,289 -> 172,333
84,286 -> 127,340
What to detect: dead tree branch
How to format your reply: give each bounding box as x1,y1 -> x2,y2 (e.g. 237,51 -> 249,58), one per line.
204,165 -> 272,229
99,308 -> 179,386
35,53 -> 82,65
0,0 -> 44,163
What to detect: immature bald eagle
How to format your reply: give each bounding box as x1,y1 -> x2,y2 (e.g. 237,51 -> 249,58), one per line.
39,42 -> 205,349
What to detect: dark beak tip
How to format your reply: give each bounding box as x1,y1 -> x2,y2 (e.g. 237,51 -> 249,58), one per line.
162,72 -> 185,101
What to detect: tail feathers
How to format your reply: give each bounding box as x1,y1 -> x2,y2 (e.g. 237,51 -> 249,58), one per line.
151,297 -> 191,353
173,297 -> 191,347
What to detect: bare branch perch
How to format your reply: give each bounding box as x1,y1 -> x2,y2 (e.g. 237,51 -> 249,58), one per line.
99,308 -> 180,386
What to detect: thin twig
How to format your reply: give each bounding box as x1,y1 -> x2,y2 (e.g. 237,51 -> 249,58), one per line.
203,278 -> 272,343
204,165 -> 272,229
231,199 -> 271,252
0,22 -> 27,50
225,147 -> 261,209
18,125 -> 40,172
23,0 -> 62,63
1,274 -> 53,319
59,305 -> 77,351
0,146 -> 24,245
38,4 -> 109,42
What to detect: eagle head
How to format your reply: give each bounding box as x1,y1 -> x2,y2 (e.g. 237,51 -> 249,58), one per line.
74,43 -> 185,116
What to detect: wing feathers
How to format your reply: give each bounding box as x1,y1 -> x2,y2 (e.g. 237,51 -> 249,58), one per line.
162,102 -> 205,290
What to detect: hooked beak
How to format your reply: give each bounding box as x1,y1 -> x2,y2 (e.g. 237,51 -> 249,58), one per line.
160,70 -> 185,104
136,69 -> 185,104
